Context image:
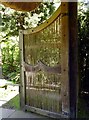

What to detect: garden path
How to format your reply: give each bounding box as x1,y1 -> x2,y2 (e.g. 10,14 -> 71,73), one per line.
0,79 -> 19,106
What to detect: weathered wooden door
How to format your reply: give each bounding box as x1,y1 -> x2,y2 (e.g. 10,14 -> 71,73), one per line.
19,3 -> 78,118
20,7 -> 62,117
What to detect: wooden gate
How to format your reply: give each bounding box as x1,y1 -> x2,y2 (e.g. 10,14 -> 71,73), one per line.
19,3 -> 78,118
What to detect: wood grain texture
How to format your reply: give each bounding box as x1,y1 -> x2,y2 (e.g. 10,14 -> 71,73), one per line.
0,2 -> 40,11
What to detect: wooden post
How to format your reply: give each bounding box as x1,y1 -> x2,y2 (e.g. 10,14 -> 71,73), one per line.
19,30 -> 26,110
61,2 -> 78,118
61,2 -> 70,117
68,2 -> 78,118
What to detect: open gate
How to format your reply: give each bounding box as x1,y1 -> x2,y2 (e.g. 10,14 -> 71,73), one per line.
19,3 -> 78,118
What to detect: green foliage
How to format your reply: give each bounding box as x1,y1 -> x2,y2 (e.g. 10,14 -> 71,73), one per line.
78,3 -> 89,93
0,3 -> 56,83
31,2 -> 55,25
1,38 -> 20,83
7,72 -> 20,84
2,94 -> 20,110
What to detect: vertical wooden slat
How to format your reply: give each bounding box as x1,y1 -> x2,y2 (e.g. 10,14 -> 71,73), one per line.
61,2 -> 70,117
19,30 -> 26,110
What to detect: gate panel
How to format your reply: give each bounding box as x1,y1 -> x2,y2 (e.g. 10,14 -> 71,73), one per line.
24,15 -> 62,114
19,4 -> 71,118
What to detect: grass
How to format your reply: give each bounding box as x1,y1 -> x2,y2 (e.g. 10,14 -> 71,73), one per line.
2,94 -> 20,110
